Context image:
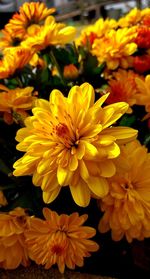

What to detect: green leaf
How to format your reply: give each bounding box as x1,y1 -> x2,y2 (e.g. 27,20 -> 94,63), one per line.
119,114 -> 136,127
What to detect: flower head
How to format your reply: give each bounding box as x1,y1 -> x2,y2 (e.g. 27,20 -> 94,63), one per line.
92,27 -> 137,70
0,84 -> 37,124
135,26 -> 150,49
98,140 -> 150,242
105,69 -> 141,113
25,208 -> 99,273
0,30 -> 22,50
5,2 -> 55,40
118,8 -> 142,27
76,18 -> 117,47
13,83 -> 137,207
63,64 -> 79,79
0,207 -> 29,269
0,47 -> 34,79
135,74 -> 150,119
133,55 -> 150,73
21,16 -> 76,52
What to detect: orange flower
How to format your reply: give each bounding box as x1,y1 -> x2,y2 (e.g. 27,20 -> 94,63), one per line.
0,207 -> 29,269
142,14 -> 150,26
0,30 -> 22,50
25,208 -> 99,273
133,55 -> 150,73
98,140 -> 150,242
135,26 -> 150,48
0,84 -> 37,124
105,69 -> 141,113
0,47 -> 34,79
135,74 -> 150,119
63,64 -> 79,79
5,2 -> 55,39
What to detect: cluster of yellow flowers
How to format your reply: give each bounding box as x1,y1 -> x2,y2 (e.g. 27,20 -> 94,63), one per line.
0,1 -> 150,273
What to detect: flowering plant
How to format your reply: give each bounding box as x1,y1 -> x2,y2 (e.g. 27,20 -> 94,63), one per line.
0,2 -> 150,276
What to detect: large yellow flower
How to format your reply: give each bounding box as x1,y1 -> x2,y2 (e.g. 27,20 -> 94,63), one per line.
0,207 -> 29,269
135,75 -> 150,119
92,27 -> 137,70
25,208 -> 99,273
0,84 -> 37,124
13,83 -> 137,207
5,2 -> 55,40
21,16 -> 76,52
105,69 -> 141,113
98,140 -> 150,243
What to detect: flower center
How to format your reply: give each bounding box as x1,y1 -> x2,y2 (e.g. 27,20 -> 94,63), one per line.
51,244 -> 64,255
55,123 -> 69,138
121,180 -> 133,191
53,123 -> 75,149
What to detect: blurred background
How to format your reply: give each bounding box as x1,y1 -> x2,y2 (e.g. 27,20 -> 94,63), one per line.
0,1 -> 150,28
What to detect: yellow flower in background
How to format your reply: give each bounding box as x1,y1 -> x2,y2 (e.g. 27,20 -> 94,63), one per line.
4,2 -> 55,39
21,16 -> 76,52
98,140 -> 150,243
25,208 -> 99,273
135,75 -> 150,119
63,64 -> 79,79
105,69 -> 142,113
92,27 -> 137,70
0,47 -> 34,79
0,191 -> 7,206
0,207 -> 29,269
118,8 -> 142,27
0,85 -> 37,124
76,18 -> 117,47
13,82 -> 137,207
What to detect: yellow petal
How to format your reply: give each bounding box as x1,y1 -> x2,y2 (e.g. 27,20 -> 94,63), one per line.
103,127 -> 138,144
57,166 -> 72,186
70,181 -> 91,207
87,177 -> 109,198
43,187 -> 61,203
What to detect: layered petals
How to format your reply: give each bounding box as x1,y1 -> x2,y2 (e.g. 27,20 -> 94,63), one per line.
13,82 -> 137,207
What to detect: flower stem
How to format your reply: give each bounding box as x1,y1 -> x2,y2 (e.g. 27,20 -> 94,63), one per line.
50,49 -> 66,86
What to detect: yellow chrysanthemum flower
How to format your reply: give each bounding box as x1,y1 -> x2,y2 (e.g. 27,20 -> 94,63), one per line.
135,75 -> 150,119
118,8 -> 142,27
0,47 -> 34,79
13,83 -> 137,207
21,16 -> 76,52
76,18 -> 117,47
98,140 -> 150,243
25,208 -> 99,273
0,84 -> 37,124
105,69 -> 142,113
4,2 -> 55,39
0,207 -> 29,269
92,27 -> 137,70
